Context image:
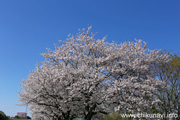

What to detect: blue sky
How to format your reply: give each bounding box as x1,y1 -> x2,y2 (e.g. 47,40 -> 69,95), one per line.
0,0 -> 179,117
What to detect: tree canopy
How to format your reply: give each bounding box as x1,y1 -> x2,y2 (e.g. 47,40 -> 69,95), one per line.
155,52 -> 180,119
19,27 -> 169,120
0,111 -> 8,120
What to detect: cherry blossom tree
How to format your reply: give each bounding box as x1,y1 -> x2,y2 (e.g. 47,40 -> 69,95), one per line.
19,27 -> 169,120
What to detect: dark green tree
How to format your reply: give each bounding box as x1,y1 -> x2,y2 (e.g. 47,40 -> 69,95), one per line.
0,111 -> 8,120
27,116 -> 31,119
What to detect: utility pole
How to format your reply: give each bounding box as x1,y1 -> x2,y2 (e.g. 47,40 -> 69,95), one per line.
26,104 -> 28,118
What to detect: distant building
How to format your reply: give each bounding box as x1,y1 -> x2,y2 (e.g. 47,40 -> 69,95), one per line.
17,112 -> 27,118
